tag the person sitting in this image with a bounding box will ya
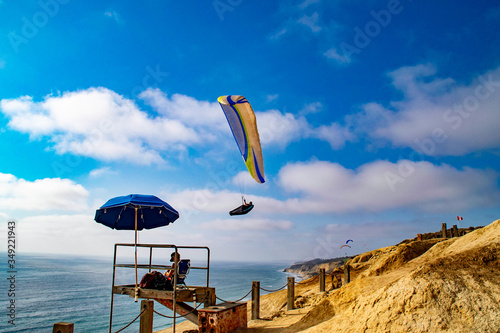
[164,251,180,280]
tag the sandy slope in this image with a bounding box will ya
[158,219,500,333]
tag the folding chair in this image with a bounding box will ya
[176,259,191,288]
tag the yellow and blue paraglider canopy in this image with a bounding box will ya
[218,95,265,184]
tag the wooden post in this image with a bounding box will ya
[251,281,260,320]
[344,264,350,284]
[140,300,154,333]
[453,225,458,238]
[319,268,325,292]
[53,322,74,333]
[442,223,447,239]
[417,233,422,241]
[287,277,295,311]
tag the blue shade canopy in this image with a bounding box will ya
[94,194,179,230]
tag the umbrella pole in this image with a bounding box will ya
[134,207,139,302]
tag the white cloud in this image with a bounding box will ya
[277,159,500,213]
[167,189,238,215]
[256,109,310,148]
[299,101,323,115]
[231,171,261,188]
[139,88,226,132]
[16,213,122,256]
[0,87,358,168]
[200,218,293,231]
[352,64,500,156]
[0,173,89,211]
[265,94,279,103]
[166,159,500,216]
[0,87,202,165]
[312,122,354,149]
[89,166,115,178]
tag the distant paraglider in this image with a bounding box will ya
[218,95,264,216]
[340,245,351,249]
[346,239,353,244]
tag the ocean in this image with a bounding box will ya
[1,254,295,333]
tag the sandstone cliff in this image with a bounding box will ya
[161,219,500,333]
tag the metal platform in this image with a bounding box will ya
[109,243,212,333]
[113,284,215,305]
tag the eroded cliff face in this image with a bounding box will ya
[161,220,500,333]
[258,219,500,333]
[283,258,346,279]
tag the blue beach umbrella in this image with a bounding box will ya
[95,194,180,300]
[95,194,179,230]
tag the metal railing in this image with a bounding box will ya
[109,243,210,333]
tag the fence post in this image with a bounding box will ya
[319,268,325,292]
[139,300,154,333]
[251,281,260,320]
[344,264,350,284]
[417,233,422,241]
[442,223,447,239]
[53,322,74,333]
[287,277,295,311]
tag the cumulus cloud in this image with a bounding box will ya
[0,87,355,166]
[166,159,499,216]
[0,87,204,165]
[351,64,500,156]
[0,173,89,211]
[200,218,293,231]
[312,122,355,149]
[139,88,226,132]
[277,159,500,213]
[299,101,323,115]
[256,110,311,148]
[165,188,285,221]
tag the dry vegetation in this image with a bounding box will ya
[160,219,500,333]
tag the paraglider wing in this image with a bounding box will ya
[218,95,265,184]
[340,245,351,249]
[346,239,353,244]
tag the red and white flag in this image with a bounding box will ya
[457,216,463,221]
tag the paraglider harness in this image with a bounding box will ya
[229,197,254,216]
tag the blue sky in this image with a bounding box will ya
[1,0,499,262]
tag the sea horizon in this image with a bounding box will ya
[1,253,297,333]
